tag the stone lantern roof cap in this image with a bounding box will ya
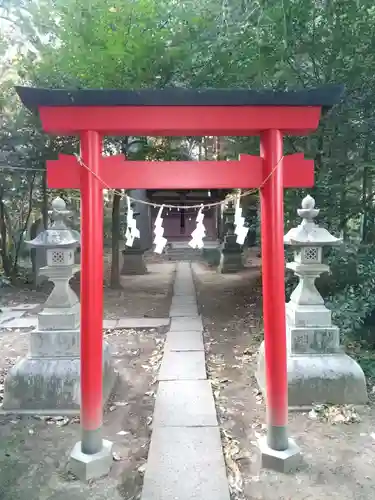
[25,197,80,248]
[284,195,341,247]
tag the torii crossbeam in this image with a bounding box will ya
[15,84,344,476]
[47,152,314,190]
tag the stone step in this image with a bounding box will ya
[141,427,230,500]
[166,248,204,262]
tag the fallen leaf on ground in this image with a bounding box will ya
[221,429,244,497]
[308,403,360,424]
[138,463,146,474]
[56,417,70,427]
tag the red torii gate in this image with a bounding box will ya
[16,85,343,467]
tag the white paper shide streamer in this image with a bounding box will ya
[125,196,140,247]
[234,195,249,245]
[153,205,168,254]
[189,205,206,249]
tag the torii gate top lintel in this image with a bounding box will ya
[16,84,344,137]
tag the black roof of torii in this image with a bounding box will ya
[15,84,344,111]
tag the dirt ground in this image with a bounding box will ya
[0,258,175,319]
[0,327,165,500]
[3,254,375,499]
[0,260,174,500]
[193,261,375,500]
[104,263,175,319]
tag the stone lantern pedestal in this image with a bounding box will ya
[2,197,116,414]
[121,209,147,275]
[256,195,367,407]
[219,204,244,273]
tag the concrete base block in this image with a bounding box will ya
[219,251,244,273]
[69,439,113,480]
[2,342,117,413]
[256,341,368,407]
[258,436,301,473]
[121,251,148,275]
[38,303,80,331]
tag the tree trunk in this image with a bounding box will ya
[12,174,36,277]
[110,191,122,288]
[41,170,48,229]
[0,188,12,277]
[361,137,374,243]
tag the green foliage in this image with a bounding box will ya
[325,245,375,341]
[356,353,375,382]
[2,0,375,340]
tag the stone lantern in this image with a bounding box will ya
[257,194,367,407]
[121,202,147,275]
[219,201,244,273]
[33,197,80,330]
[2,197,116,413]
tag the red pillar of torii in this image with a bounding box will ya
[16,85,343,466]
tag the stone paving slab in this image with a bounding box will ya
[11,304,39,311]
[1,316,38,328]
[0,317,169,330]
[169,305,199,317]
[171,296,196,305]
[103,319,118,329]
[153,380,218,427]
[173,282,194,288]
[173,289,196,297]
[0,311,25,325]
[141,426,230,500]
[170,317,203,332]
[116,318,170,329]
[165,330,204,352]
[158,350,206,381]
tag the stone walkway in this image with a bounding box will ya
[0,306,169,330]
[141,262,230,500]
